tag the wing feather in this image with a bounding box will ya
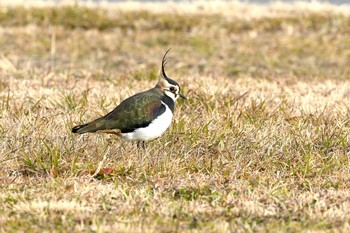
[74,89,165,134]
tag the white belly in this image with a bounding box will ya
[120,103,173,142]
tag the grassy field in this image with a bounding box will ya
[0,2,350,232]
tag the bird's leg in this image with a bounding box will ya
[136,141,146,150]
[136,141,146,164]
[144,141,152,169]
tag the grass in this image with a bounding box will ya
[0,2,350,232]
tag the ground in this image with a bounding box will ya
[0,2,350,232]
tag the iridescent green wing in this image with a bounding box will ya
[102,91,165,133]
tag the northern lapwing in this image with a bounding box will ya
[72,49,186,148]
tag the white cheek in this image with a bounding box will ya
[165,90,177,101]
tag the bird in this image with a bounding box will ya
[71,49,187,149]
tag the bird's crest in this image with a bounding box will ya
[158,48,179,89]
[161,48,171,80]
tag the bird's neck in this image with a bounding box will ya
[161,95,175,113]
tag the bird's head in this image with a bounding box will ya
[156,49,187,101]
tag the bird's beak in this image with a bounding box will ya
[179,93,187,100]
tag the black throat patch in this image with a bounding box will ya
[161,95,175,113]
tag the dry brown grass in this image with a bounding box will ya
[0,3,350,232]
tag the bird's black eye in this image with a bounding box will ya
[169,86,175,92]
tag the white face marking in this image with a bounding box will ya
[120,102,173,142]
[164,85,180,101]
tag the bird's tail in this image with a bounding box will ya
[72,118,107,134]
